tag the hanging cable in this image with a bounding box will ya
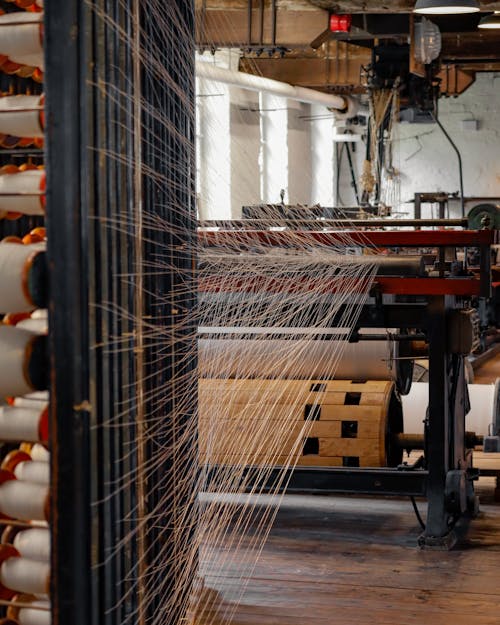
[410,496,426,530]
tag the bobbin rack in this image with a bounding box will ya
[199,215,500,549]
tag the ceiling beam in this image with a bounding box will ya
[196,4,329,48]
[441,31,500,60]
[239,48,372,90]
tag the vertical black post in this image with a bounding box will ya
[45,2,92,624]
[420,295,454,548]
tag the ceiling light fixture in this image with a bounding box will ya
[478,11,500,28]
[414,0,480,14]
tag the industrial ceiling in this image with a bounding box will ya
[196,0,500,96]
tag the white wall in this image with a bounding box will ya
[196,52,336,219]
[336,72,500,217]
[397,72,500,217]
[197,60,500,220]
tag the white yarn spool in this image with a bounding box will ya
[0,12,44,70]
[0,242,45,312]
[13,390,48,410]
[198,332,412,392]
[16,318,47,335]
[18,605,51,625]
[13,528,50,562]
[0,326,38,398]
[0,169,45,216]
[0,95,43,138]
[0,480,47,521]
[1,557,49,595]
[0,406,46,442]
[30,310,47,320]
[30,444,49,463]
[402,381,499,436]
[14,461,49,486]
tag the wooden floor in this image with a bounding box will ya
[196,351,500,624]
[198,487,500,625]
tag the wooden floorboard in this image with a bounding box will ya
[196,491,500,624]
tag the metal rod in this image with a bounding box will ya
[0,191,44,196]
[0,149,44,156]
[259,0,264,46]
[430,112,465,218]
[198,218,468,228]
[198,332,426,341]
[0,599,50,611]
[345,142,360,205]
[0,21,42,27]
[247,0,252,46]
[0,107,43,112]
[271,0,277,46]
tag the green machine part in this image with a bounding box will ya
[467,203,500,230]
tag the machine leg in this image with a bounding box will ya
[419,296,457,548]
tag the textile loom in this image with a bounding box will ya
[198,212,500,549]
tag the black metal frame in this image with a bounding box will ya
[45,3,92,625]
[46,1,197,624]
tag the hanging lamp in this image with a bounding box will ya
[414,0,480,14]
[478,11,500,28]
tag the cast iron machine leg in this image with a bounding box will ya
[419,296,476,549]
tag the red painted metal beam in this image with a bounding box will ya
[199,276,481,296]
[374,277,481,296]
[198,229,495,248]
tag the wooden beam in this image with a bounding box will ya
[196,1,329,48]
[437,66,476,95]
[441,32,500,60]
[239,45,371,89]
[307,0,500,12]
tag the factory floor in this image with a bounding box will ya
[196,351,500,625]
[198,485,500,625]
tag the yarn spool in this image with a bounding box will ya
[0,326,47,399]
[402,381,500,436]
[7,594,50,625]
[0,471,49,521]
[0,169,45,217]
[0,95,44,139]
[0,242,47,312]
[6,405,48,447]
[198,334,413,395]
[0,13,44,70]
[0,545,49,599]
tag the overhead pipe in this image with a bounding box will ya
[196,60,366,118]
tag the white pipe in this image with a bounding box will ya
[196,61,355,113]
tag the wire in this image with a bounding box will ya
[410,496,426,530]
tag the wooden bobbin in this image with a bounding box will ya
[199,379,403,468]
